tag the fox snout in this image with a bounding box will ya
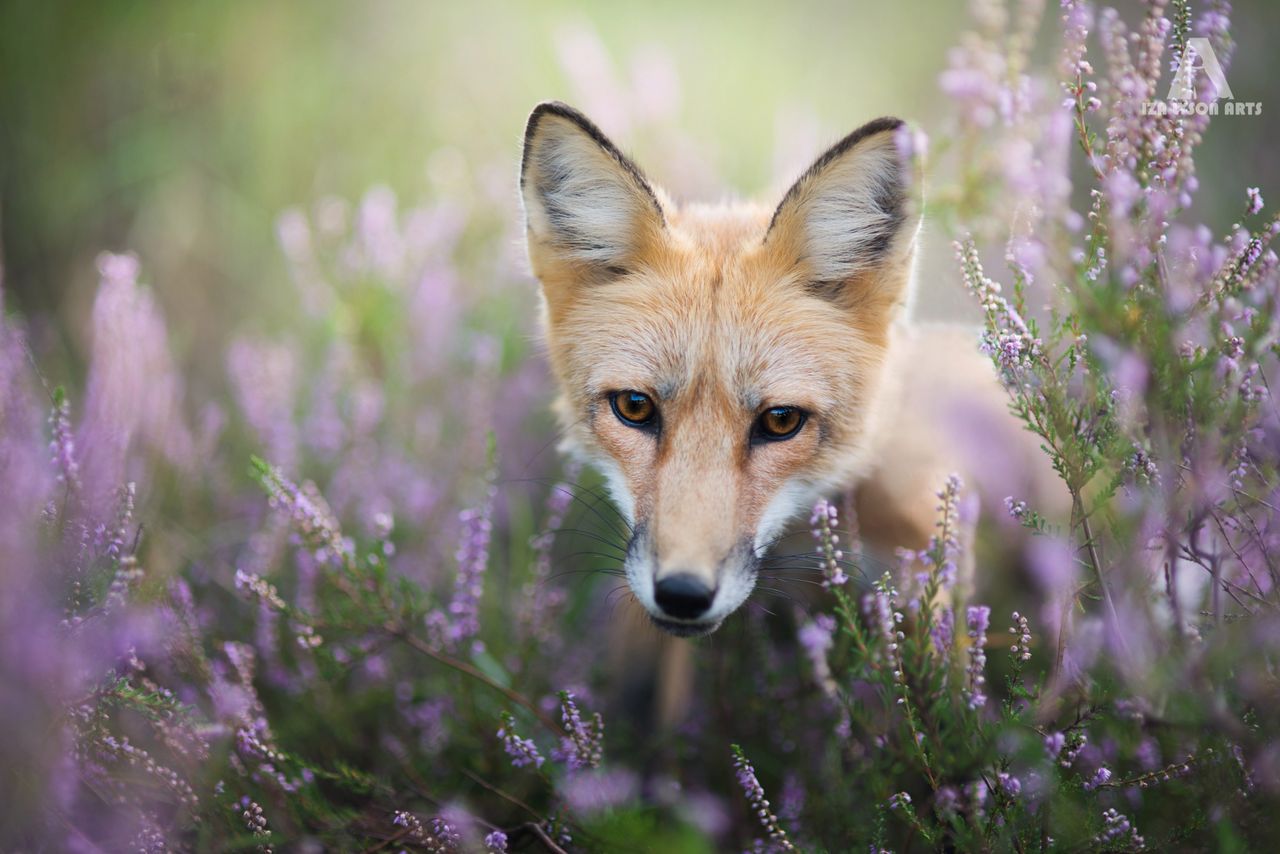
[625,524,760,636]
[653,575,713,620]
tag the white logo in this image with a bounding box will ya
[1167,38,1233,102]
[1142,37,1259,117]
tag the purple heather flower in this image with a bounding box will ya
[395,805,470,849]
[47,392,81,495]
[798,613,836,686]
[484,830,509,852]
[1095,808,1145,849]
[429,486,496,654]
[934,785,960,818]
[893,123,929,174]
[998,771,1022,798]
[1045,731,1066,760]
[1247,187,1265,216]
[731,745,795,851]
[809,499,848,587]
[558,691,604,770]
[1084,766,1113,791]
[964,605,991,709]
[1135,737,1162,772]
[1010,611,1032,662]
[497,712,544,769]
[519,467,582,646]
[237,799,272,851]
[957,242,1044,389]
[104,481,136,560]
[1004,495,1029,521]
[81,252,193,501]
[938,477,964,583]
[260,463,355,570]
[931,607,955,655]
[778,772,805,831]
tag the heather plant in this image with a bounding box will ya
[3,1,1280,851]
[791,0,1280,848]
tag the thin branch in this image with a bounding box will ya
[388,624,564,736]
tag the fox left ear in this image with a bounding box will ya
[520,101,667,283]
[766,117,921,308]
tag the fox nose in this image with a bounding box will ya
[653,574,715,620]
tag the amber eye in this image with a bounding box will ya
[756,406,806,441]
[610,390,657,427]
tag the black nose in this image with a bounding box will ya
[654,574,715,620]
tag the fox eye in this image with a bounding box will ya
[755,406,806,441]
[610,390,657,427]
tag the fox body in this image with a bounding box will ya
[520,101,1039,638]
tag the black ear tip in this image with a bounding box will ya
[519,102,660,220]
[838,116,906,151]
[521,101,611,184]
[524,101,596,143]
[869,116,906,131]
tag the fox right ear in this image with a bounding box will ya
[765,117,920,310]
[520,101,666,280]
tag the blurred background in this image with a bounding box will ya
[5,0,1273,398]
[3,2,1280,848]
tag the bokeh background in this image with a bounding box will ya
[4,2,1280,849]
[6,0,1276,393]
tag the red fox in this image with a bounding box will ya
[520,101,1050,639]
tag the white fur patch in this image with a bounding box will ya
[754,479,820,554]
[594,455,637,526]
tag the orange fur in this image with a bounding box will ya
[520,101,1053,638]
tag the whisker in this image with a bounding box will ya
[547,567,626,583]
[557,487,632,541]
[556,548,626,564]
[763,552,893,574]
[757,575,829,588]
[504,476,632,541]
[755,585,798,601]
[575,482,634,535]
[603,585,636,620]
[548,526,627,554]
[752,601,779,618]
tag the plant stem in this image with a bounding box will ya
[389,623,564,736]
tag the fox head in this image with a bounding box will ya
[520,101,921,636]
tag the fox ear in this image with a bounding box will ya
[766,117,920,306]
[520,101,666,279]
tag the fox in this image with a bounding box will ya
[519,100,1052,641]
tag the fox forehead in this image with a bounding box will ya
[548,202,881,418]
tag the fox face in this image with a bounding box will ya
[520,102,920,636]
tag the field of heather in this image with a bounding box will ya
[3,1,1280,851]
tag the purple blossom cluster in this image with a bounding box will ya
[496,712,544,769]
[557,690,604,771]
[238,798,273,853]
[518,469,580,646]
[1095,807,1146,850]
[428,485,496,654]
[391,809,463,851]
[809,499,848,587]
[48,390,81,494]
[964,605,991,710]
[731,745,795,852]
[1009,611,1032,663]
